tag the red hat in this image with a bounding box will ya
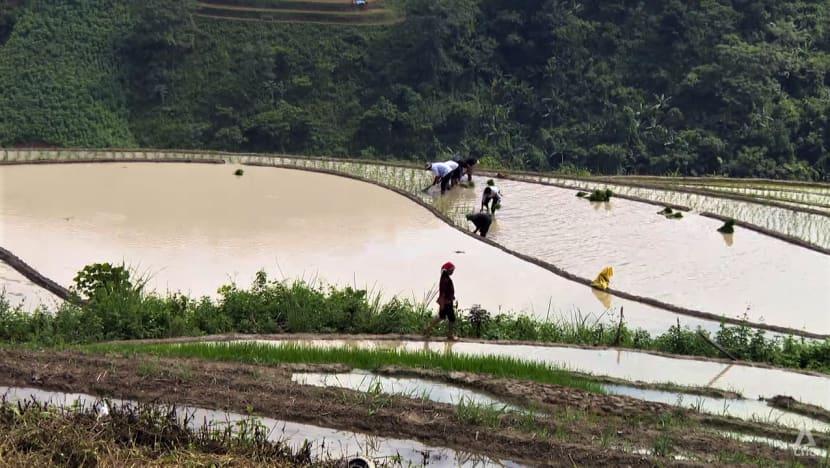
[441,262,455,271]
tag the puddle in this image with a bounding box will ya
[236,339,830,411]
[292,370,515,408]
[0,386,522,467]
[720,431,828,458]
[604,385,830,433]
[0,163,716,334]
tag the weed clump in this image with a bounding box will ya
[234,169,244,176]
[586,189,613,202]
[657,207,683,219]
[717,219,736,233]
[0,399,314,466]
[576,191,588,198]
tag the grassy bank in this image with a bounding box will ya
[0,399,318,466]
[2,263,829,373]
[87,341,605,393]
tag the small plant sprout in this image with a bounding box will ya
[234,168,244,176]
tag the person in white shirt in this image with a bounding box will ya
[426,161,456,194]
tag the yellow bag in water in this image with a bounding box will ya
[591,266,614,290]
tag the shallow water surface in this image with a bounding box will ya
[604,384,829,433]
[442,176,830,333]
[292,370,514,408]
[239,338,830,411]
[0,262,62,310]
[0,163,711,333]
[0,386,520,467]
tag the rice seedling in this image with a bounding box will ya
[455,398,511,428]
[84,341,606,393]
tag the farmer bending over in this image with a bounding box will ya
[481,180,502,213]
[426,161,456,194]
[443,159,461,188]
[424,262,456,340]
[466,212,493,237]
[455,156,479,183]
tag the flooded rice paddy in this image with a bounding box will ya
[1,163,715,333]
[439,175,830,333]
[2,157,829,334]
[604,384,829,433]
[292,370,514,408]
[0,386,517,467]
[239,338,830,411]
[524,175,830,249]
[291,368,826,432]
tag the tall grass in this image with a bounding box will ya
[3,264,830,374]
[0,399,317,466]
[86,341,605,393]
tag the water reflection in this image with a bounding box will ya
[443,175,830,334]
[591,289,613,310]
[239,339,830,410]
[0,386,521,467]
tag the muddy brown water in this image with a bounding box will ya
[442,175,830,334]
[1,163,715,333]
[0,386,520,467]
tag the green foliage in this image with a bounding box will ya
[72,263,133,301]
[0,0,135,147]
[586,189,613,202]
[1,266,829,373]
[88,341,606,393]
[1,0,827,179]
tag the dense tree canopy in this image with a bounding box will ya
[0,0,827,179]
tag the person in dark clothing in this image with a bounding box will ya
[481,183,502,214]
[451,156,479,185]
[424,262,456,340]
[466,212,493,237]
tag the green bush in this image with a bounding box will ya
[1,265,829,373]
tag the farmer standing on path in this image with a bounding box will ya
[424,262,456,340]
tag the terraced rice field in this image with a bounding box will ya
[195,0,400,26]
[2,149,829,464]
[2,149,828,336]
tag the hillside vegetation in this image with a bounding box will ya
[0,0,828,179]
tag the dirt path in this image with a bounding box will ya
[0,348,821,466]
